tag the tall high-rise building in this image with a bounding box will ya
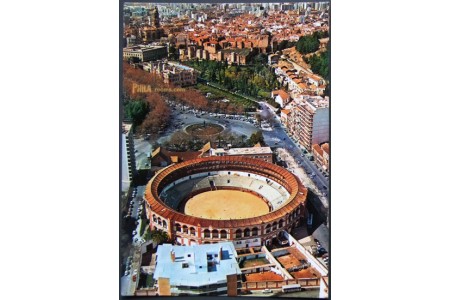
[295,96,329,150]
[121,122,136,192]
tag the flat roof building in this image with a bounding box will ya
[289,96,329,151]
[123,45,167,62]
[153,242,241,296]
[210,146,273,163]
[142,61,197,86]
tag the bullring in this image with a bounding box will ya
[144,156,308,248]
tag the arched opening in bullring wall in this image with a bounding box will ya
[144,156,308,246]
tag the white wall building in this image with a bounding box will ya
[121,122,136,192]
[153,242,241,296]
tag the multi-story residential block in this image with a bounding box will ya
[123,45,167,62]
[297,96,329,150]
[312,142,329,171]
[153,242,241,296]
[121,122,136,191]
[280,108,291,127]
[286,96,329,151]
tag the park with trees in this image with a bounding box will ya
[185,55,280,100]
[123,62,256,135]
[295,31,329,54]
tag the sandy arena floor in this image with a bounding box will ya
[184,190,269,220]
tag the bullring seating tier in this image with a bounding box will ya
[159,172,290,211]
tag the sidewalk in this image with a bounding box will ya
[276,148,328,209]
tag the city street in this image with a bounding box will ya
[133,138,152,169]
[258,102,329,195]
[139,99,329,198]
[121,184,148,296]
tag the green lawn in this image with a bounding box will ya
[194,83,257,110]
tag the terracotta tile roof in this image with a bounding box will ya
[281,109,290,115]
[273,89,290,101]
[151,147,202,165]
[312,144,323,156]
[321,143,330,155]
[199,142,211,154]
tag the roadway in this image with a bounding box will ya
[135,77,329,198]
[121,184,148,296]
[258,102,329,195]
[194,79,329,195]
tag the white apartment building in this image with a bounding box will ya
[121,122,136,191]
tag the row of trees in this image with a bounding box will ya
[186,59,280,98]
[124,61,250,133]
[123,62,170,134]
[162,130,265,152]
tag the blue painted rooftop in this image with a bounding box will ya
[153,242,241,287]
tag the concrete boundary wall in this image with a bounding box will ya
[261,246,293,280]
[283,231,328,276]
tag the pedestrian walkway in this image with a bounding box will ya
[276,148,328,209]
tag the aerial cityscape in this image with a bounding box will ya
[121,2,330,297]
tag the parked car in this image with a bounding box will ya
[262,289,273,294]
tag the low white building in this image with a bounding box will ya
[153,242,241,296]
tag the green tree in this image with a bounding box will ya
[248,130,264,146]
[308,49,330,81]
[146,229,170,245]
[124,100,150,128]
[296,35,320,54]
